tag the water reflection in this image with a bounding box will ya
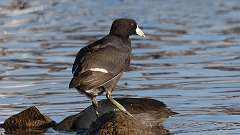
[0,0,240,134]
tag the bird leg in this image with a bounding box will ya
[91,96,100,118]
[106,91,133,117]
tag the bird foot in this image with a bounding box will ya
[113,108,133,117]
[95,110,101,118]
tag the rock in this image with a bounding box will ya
[1,106,56,129]
[86,111,170,135]
[55,98,177,132]
[53,113,81,131]
[1,98,176,135]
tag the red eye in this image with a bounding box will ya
[129,22,135,27]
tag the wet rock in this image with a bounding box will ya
[55,98,177,132]
[86,111,170,135]
[54,113,81,131]
[1,106,56,129]
[1,98,176,135]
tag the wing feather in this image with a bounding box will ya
[69,70,121,90]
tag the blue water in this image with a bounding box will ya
[1,0,240,134]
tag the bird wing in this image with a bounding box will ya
[72,37,116,74]
[70,38,130,90]
[69,70,122,90]
[71,45,91,74]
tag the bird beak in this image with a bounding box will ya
[136,25,145,37]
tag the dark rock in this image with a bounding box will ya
[1,106,56,129]
[86,111,170,135]
[1,98,176,135]
[55,98,177,132]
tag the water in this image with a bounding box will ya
[0,0,240,134]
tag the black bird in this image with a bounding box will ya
[69,18,145,117]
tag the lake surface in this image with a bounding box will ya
[1,0,240,134]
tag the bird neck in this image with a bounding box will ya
[109,29,130,39]
[108,34,130,45]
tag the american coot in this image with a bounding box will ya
[69,18,145,117]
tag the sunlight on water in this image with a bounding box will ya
[0,0,240,134]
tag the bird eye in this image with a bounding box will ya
[129,22,135,27]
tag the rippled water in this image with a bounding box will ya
[1,0,240,134]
